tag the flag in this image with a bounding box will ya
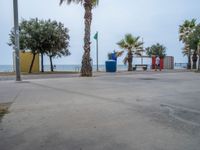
[94,32,98,40]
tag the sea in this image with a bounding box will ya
[0,58,153,72]
[0,63,187,72]
[0,64,129,72]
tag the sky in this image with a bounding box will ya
[0,0,200,65]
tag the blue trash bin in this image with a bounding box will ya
[105,60,117,72]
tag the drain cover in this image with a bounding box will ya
[15,81,30,83]
[139,78,157,80]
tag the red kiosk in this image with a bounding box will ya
[152,56,164,70]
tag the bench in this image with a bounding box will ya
[133,64,148,71]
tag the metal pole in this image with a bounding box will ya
[141,38,144,65]
[198,44,200,71]
[96,34,99,72]
[13,0,21,81]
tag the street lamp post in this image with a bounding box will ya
[198,42,200,71]
[13,0,21,81]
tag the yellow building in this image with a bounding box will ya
[20,51,40,73]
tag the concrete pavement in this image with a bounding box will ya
[0,71,200,150]
[0,72,80,81]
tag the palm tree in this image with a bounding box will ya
[146,43,166,58]
[187,24,200,69]
[60,0,99,77]
[179,19,196,69]
[117,34,143,71]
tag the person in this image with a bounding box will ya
[155,56,161,71]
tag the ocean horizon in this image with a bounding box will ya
[0,64,130,72]
[0,63,187,72]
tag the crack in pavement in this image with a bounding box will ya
[160,104,200,127]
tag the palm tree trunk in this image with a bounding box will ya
[188,55,191,69]
[49,56,54,72]
[81,0,93,77]
[188,49,191,69]
[128,50,133,71]
[192,51,197,69]
[198,54,200,71]
[29,53,36,73]
[41,53,44,72]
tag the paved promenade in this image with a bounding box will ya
[0,71,200,150]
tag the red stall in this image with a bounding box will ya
[152,56,164,70]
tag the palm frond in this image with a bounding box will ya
[60,0,82,5]
[123,56,128,65]
[125,34,134,45]
[134,52,142,56]
[115,51,124,57]
[179,19,197,43]
[117,40,127,49]
[92,0,99,6]
[60,0,98,6]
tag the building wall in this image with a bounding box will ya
[151,56,174,70]
[20,52,40,73]
[164,56,174,69]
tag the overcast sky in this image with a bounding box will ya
[0,0,200,65]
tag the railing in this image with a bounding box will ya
[74,66,80,72]
[174,63,187,69]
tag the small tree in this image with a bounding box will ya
[8,18,70,73]
[42,20,70,72]
[117,34,143,71]
[9,18,42,73]
[146,43,166,58]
